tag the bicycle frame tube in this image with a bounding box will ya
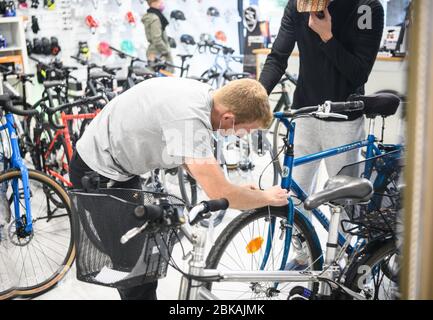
[267,117,383,262]
[3,114,33,233]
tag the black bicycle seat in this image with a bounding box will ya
[348,93,400,118]
[103,66,122,74]
[131,67,156,78]
[89,71,113,80]
[304,176,373,210]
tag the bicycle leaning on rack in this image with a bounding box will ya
[68,93,402,300]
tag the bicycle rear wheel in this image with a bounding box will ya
[343,239,398,300]
[206,206,322,300]
[0,169,75,299]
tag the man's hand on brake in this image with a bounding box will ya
[263,186,289,207]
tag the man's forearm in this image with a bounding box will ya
[219,184,270,211]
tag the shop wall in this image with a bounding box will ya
[18,0,244,90]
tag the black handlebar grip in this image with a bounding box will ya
[0,96,39,117]
[329,101,364,113]
[204,199,229,212]
[134,205,164,221]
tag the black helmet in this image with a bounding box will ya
[207,7,220,17]
[180,34,196,46]
[170,10,186,21]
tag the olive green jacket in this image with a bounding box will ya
[142,12,172,62]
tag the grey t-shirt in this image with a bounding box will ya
[77,77,214,181]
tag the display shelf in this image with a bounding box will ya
[0,16,29,73]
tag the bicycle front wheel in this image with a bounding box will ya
[206,206,322,300]
[0,169,75,299]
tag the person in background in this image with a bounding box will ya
[259,0,384,269]
[142,0,174,72]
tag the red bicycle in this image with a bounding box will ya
[31,95,104,188]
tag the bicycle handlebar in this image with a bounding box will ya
[46,95,105,130]
[0,95,40,117]
[45,95,104,115]
[327,101,365,113]
[279,100,365,119]
[198,40,235,55]
[133,199,229,224]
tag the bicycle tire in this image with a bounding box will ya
[205,206,322,299]
[0,169,75,300]
[343,239,398,300]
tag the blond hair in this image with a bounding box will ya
[214,79,272,128]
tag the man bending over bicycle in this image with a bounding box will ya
[69,77,289,300]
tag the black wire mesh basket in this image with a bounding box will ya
[69,188,185,289]
[337,148,404,240]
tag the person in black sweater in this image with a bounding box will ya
[259,0,384,269]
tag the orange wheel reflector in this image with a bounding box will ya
[246,237,264,254]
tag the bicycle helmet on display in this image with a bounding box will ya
[170,10,186,21]
[18,0,28,9]
[215,31,227,43]
[31,0,39,8]
[180,34,195,46]
[120,39,135,55]
[33,38,42,54]
[50,36,61,56]
[207,7,220,18]
[126,11,136,27]
[44,0,55,10]
[98,41,112,57]
[200,33,213,43]
[41,37,51,55]
[77,41,90,60]
[4,1,16,17]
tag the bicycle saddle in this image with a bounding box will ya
[304,176,373,211]
[43,80,65,89]
[348,93,400,118]
[89,71,113,80]
[131,67,156,78]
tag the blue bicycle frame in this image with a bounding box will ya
[0,113,33,233]
[261,113,403,271]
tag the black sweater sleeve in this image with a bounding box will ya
[319,2,384,88]
[259,1,297,95]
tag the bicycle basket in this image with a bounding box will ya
[69,188,185,289]
[337,149,404,240]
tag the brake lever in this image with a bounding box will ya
[313,112,349,120]
[121,222,149,244]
